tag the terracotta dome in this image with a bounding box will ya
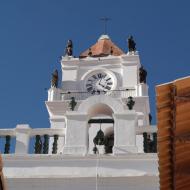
[80,35,124,58]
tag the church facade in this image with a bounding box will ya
[1,34,158,190]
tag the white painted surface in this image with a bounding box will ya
[48,87,62,101]
[136,135,144,153]
[15,124,31,154]
[2,154,159,190]
[0,35,158,189]
[2,154,158,178]
[6,177,159,190]
[113,112,137,154]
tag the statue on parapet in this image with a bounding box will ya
[65,39,73,56]
[128,35,136,52]
[88,48,92,57]
[51,69,58,88]
[139,66,147,84]
[69,97,77,111]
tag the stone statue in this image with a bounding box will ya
[51,69,58,88]
[88,48,92,56]
[110,46,113,55]
[139,66,147,83]
[128,35,136,52]
[65,39,73,56]
[69,97,77,111]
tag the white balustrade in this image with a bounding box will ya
[0,125,157,154]
[0,125,65,154]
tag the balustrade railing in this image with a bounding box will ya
[0,125,157,154]
[52,134,59,154]
[32,134,60,154]
[61,88,136,100]
[143,132,157,153]
[0,130,15,154]
[4,135,11,154]
[0,126,65,154]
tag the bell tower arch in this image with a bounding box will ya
[64,95,138,155]
[87,103,114,154]
[78,95,125,114]
[46,34,150,155]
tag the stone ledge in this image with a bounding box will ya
[2,153,158,161]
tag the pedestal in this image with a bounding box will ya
[48,87,62,101]
[63,112,88,155]
[15,124,30,154]
[113,111,138,154]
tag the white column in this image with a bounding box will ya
[48,87,62,101]
[15,124,31,154]
[63,112,88,155]
[113,111,138,154]
[137,83,149,96]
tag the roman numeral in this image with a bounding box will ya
[106,78,111,81]
[107,82,113,85]
[87,87,93,91]
[91,90,96,94]
[97,73,102,78]
[105,86,111,90]
[92,75,97,79]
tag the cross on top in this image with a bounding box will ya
[100,17,111,34]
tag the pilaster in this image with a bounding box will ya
[48,87,62,101]
[113,111,138,154]
[15,124,31,154]
[63,112,89,155]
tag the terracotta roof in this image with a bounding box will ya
[80,35,125,58]
[156,76,190,190]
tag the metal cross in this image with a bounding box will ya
[100,17,111,34]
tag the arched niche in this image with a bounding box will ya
[87,103,115,154]
[78,95,125,115]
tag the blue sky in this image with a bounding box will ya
[0,0,189,128]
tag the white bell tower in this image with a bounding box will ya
[46,34,151,155]
[1,34,158,190]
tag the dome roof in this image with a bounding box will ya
[80,35,124,58]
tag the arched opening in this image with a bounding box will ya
[88,103,113,118]
[87,103,114,154]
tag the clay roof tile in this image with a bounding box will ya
[80,35,124,58]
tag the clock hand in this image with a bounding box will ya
[99,78,107,87]
[98,79,105,87]
[99,83,105,88]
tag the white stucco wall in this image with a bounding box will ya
[3,154,159,190]
[6,177,159,190]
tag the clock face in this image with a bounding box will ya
[85,71,115,94]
